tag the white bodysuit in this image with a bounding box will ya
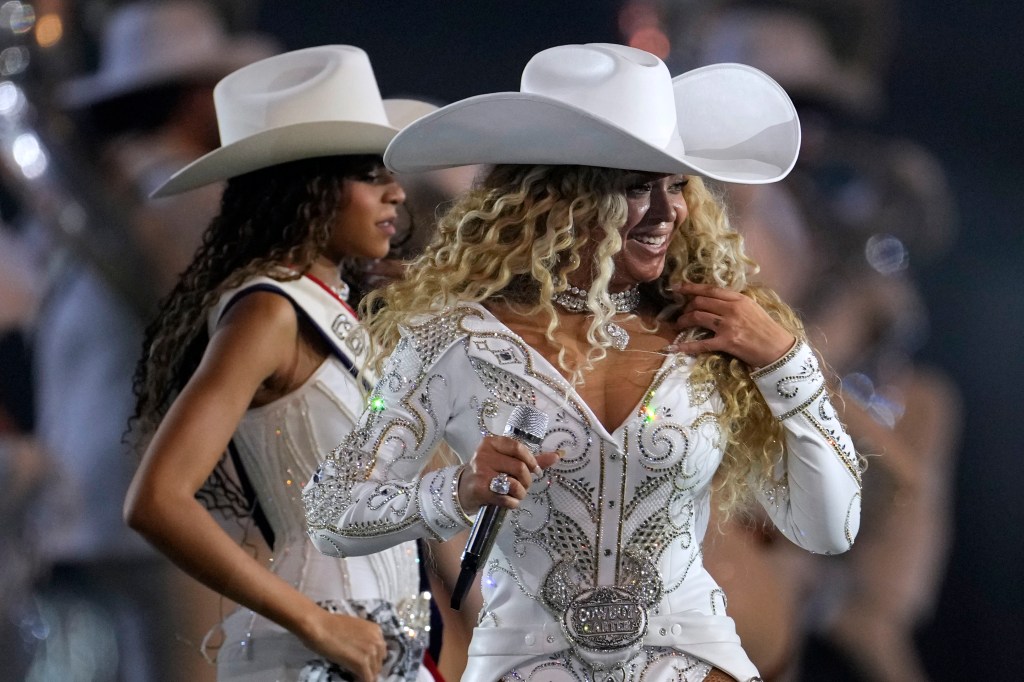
[304,303,861,682]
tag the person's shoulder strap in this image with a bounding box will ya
[212,274,375,391]
[278,275,376,390]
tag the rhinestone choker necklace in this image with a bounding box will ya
[552,284,640,313]
[552,285,640,350]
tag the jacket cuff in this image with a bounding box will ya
[418,464,475,540]
[751,339,826,420]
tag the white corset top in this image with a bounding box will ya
[218,277,421,607]
[233,359,417,604]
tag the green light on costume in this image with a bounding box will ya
[641,405,657,423]
[369,396,386,412]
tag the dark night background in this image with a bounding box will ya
[253,1,1024,678]
[24,0,1020,678]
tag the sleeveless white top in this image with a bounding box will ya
[209,274,431,682]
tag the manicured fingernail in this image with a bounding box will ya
[555,449,566,459]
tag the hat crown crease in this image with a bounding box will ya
[215,46,389,146]
[521,43,677,150]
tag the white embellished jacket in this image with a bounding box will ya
[304,304,861,681]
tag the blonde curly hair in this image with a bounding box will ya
[363,164,805,513]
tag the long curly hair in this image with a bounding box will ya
[131,154,382,513]
[363,164,804,513]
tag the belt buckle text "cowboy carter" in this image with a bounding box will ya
[562,586,647,668]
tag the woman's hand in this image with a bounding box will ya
[457,435,561,514]
[300,609,388,682]
[668,282,795,369]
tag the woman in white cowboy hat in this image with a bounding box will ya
[125,45,437,682]
[303,43,862,682]
[60,1,280,290]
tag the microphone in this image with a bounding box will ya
[450,404,549,610]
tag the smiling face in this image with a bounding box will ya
[325,165,406,261]
[606,172,689,290]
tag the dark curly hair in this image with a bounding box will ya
[130,154,382,516]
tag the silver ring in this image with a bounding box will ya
[489,472,511,496]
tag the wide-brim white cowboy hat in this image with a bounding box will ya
[59,0,277,109]
[152,46,437,198]
[384,43,801,185]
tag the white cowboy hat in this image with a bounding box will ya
[384,43,801,184]
[58,0,277,108]
[151,46,437,197]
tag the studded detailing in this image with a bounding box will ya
[303,303,861,679]
[552,285,640,351]
[552,284,641,314]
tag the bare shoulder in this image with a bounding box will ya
[202,289,301,381]
[215,289,298,342]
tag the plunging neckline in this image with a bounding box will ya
[469,303,677,441]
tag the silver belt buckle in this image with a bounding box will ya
[562,586,647,669]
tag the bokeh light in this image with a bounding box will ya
[0,46,29,76]
[11,130,48,178]
[865,233,910,274]
[0,79,26,118]
[1,1,34,33]
[34,12,60,47]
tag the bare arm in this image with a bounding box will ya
[424,533,478,682]
[124,292,386,682]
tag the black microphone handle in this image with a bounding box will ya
[450,505,506,610]
[450,405,548,610]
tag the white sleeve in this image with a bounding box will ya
[303,330,475,558]
[751,340,862,554]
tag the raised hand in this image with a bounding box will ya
[668,282,795,369]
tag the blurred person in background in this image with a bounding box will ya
[669,2,963,680]
[697,180,821,682]
[0,182,48,680]
[24,1,274,680]
[124,45,436,682]
[0,184,40,438]
[785,110,961,682]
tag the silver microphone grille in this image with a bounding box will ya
[504,405,549,450]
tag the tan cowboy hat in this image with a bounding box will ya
[151,46,437,197]
[384,43,801,185]
[58,0,277,109]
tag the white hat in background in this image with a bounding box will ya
[152,45,437,197]
[384,43,801,185]
[58,0,277,108]
[693,8,882,117]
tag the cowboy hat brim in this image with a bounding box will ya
[385,63,800,184]
[151,97,437,197]
[151,120,398,197]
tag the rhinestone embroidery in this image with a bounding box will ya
[302,304,859,676]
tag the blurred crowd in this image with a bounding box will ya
[0,1,961,681]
